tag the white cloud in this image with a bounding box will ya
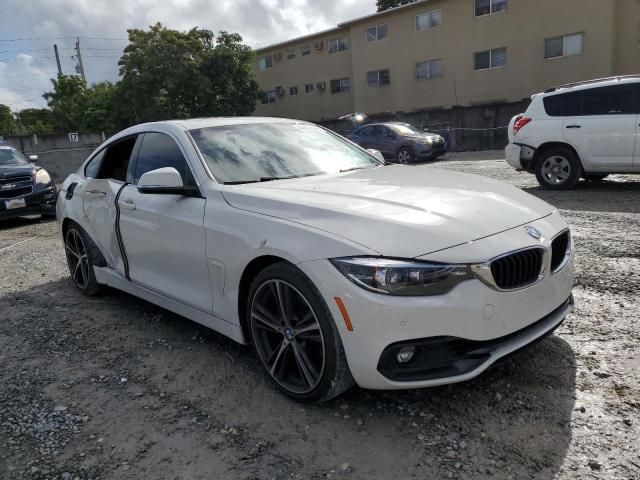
[0,0,374,111]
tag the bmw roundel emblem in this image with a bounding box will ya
[524,226,542,240]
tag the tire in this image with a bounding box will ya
[64,222,102,296]
[583,174,609,182]
[535,147,582,190]
[247,262,354,403]
[396,147,414,164]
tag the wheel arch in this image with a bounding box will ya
[533,142,583,169]
[61,218,107,267]
[237,255,293,343]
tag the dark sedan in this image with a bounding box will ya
[348,122,446,164]
[0,142,57,221]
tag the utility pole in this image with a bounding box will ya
[53,44,63,76]
[75,37,86,82]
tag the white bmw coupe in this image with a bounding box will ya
[57,118,574,402]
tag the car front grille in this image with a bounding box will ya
[0,175,34,199]
[550,231,571,273]
[490,247,545,290]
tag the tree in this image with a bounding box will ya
[84,82,117,132]
[114,23,260,125]
[0,104,19,137]
[43,75,89,132]
[16,108,55,135]
[376,0,417,11]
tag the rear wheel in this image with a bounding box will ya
[583,173,609,182]
[535,147,582,190]
[64,223,102,296]
[397,147,414,164]
[247,263,354,403]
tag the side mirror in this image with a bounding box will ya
[28,154,39,162]
[366,149,385,162]
[138,167,197,195]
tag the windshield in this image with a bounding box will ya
[189,122,382,184]
[389,124,422,135]
[0,146,29,166]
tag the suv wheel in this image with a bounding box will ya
[247,263,354,403]
[535,147,582,190]
[397,147,413,164]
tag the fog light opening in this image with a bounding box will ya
[397,346,416,364]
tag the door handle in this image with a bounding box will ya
[84,190,106,198]
[566,125,582,129]
[119,199,136,211]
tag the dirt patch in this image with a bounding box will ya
[1,156,639,479]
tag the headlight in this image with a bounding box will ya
[36,169,52,185]
[330,257,473,296]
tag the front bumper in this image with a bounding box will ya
[297,213,574,390]
[0,185,58,220]
[417,142,447,158]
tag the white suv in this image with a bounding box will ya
[505,76,640,189]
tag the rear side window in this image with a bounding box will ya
[85,150,105,178]
[543,91,582,117]
[134,132,194,185]
[582,85,635,116]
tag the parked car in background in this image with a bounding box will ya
[57,117,573,402]
[0,141,57,221]
[506,76,640,189]
[348,122,446,163]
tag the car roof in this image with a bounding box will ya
[543,75,640,95]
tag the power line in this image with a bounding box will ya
[0,36,127,42]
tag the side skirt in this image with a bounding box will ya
[94,266,246,344]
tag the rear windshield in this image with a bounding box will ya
[0,146,29,166]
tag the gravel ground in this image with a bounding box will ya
[1,154,639,480]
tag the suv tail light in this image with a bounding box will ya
[513,115,532,136]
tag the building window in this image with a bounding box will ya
[286,49,296,60]
[289,86,298,96]
[301,45,311,56]
[475,0,507,17]
[304,83,314,94]
[330,77,350,94]
[416,59,443,80]
[367,69,391,87]
[328,37,349,54]
[261,90,277,104]
[257,55,273,71]
[544,33,583,59]
[415,10,442,31]
[366,24,388,42]
[474,47,507,70]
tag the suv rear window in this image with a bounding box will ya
[543,91,582,117]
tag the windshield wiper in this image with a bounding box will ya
[339,166,370,173]
[224,171,324,185]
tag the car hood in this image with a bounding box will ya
[221,165,555,258]
[0,164,36,176]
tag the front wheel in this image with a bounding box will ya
[64,223,102,296]
[247,263,354,403]
[535,147,582,190]
[397,147,414,164]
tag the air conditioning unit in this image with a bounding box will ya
[275,86,285,97]
[314,41,323,51]
[316,81,326,91]
[273,52,282,61]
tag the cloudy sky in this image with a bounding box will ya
[0,0,374,111]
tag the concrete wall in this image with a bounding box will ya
[252,0,638,122]
[3,133,104,183]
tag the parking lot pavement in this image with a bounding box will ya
[1,155,638,480]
